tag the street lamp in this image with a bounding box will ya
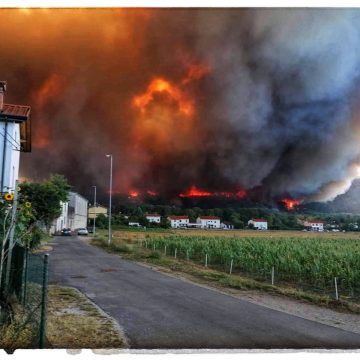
[92,185,97,236]
[106,154,113,245]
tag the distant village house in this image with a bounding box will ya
[248,219,268,230]
[196,216,221,229]
[221,221,234,230]
[145,213,161,223]
[168,215,189,228]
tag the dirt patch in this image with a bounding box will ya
[46,286,128,348]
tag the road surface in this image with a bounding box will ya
[48,236,360,349]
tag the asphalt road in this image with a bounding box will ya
[48,236,360,349]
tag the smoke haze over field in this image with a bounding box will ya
[2,8,360,203]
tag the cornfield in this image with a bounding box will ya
[145,235,360,298]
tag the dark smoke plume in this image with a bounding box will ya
[1,8,360,203]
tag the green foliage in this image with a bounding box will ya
[96,213,108,229]
[20,174,71,229]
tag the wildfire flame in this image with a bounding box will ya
[282,198,302,210]
[129,190,139,198]
[179,186,247,199]
[132,77,193,116]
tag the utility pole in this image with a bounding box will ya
[92,185,96,236]
[4,179,19,294]
[106,155,113,245]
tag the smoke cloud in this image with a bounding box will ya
[1,8,360,203]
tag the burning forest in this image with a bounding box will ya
[3,9,360,206]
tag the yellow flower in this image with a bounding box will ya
[4,192,14,201]
[25,202,32,208]
[17,186,21,192]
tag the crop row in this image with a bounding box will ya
[144,235,360,294]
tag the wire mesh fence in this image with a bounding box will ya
[0,242,49,349]
[142,237,360,304]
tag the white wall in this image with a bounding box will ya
[197,218,221,229]
[51,201,69,233]
[146,216,161,223]
[68,192,88,230]
[169,218,189,228]
[0,121,20,193]
[248,220,268,230]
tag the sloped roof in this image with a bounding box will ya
[199,216,220,220]
[0,104,31,122]
[168,215,189,220]
[251,218,267,222]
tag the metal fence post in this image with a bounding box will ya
[205,253,208,267]
[334,277,339,300]
[186,249,189,261]
[229,259,233,275]
[164,245,167,256]
[21,246,29,306]
[39,254,49,349]
[4,180,19,295]
[271,266,275,285]
[174,248,177,259]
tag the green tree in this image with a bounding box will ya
[96,213,108,229]
[20,174,71,232]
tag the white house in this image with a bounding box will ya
[304,220,324,232]
[168,215,189,228]
[128,221,141,227]
[145,213,161,223]
[248,219,268,230]
[68,192,88,230]
[51,201,69,233]
[221,221,234,230]
[0,81,31,195]
[197,216,221,229]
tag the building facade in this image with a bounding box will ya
[0,81,31,195]
[68,192,88,230]
[88,205,108,219]
[51,201,69,233]
[197,216,221,229]
[221,221,234,230]
[145,214,161,223]
[168,215,189,228]
[248,219,268,230]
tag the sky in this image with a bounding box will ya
[2,8,360,205]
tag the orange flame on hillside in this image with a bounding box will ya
[129,190,140,198]
[179,186,247,199]
[282,198,302,210]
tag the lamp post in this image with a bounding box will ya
[92,185,96,236]
[106,155,113,245]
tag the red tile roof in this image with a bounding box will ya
[199,216,220,220]
[168,215,189,220]
[251,219,267,222]
[0,104,30,122]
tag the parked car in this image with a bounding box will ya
[61,228,72,236]
[77,228,89,236]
